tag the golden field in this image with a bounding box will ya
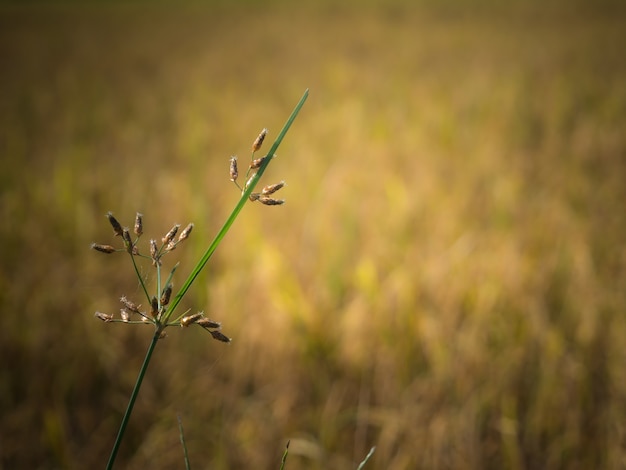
[1,1,625,468]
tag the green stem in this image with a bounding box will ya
[129,252,150,301]
[105,329,161,470]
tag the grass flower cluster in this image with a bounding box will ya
[229,127,288,206]
[92,212,230,343]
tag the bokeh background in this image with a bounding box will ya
[1,0,625,468]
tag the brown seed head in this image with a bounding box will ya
[134,213,143,236]
[150,296,159,318]
[262,181,286,196]
[107,212,124,237]
[91,243,116,254]
[161,284,172,306]
[229,156,239,182]
[120,309,130,322]
[249,192,261,202]
[150,239,159,265]
[259,197,285,206]
[197,318,222,329]
[181,313,203,327]
[249,155,267,170]
[252,128,268,152]
[122,228,133,253]
[210,330,231,343]
[95,311,114,322]
[120,296,141,314]
[162,224,180,245]
[179,223,194,242]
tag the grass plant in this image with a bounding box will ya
[92,91,307,468]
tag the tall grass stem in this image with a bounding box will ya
[105,330,160,470]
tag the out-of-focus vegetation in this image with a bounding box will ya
[1,1,625,468]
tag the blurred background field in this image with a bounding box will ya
[1,1,625,468]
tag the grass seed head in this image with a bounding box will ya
[120,309,130,322]
[249,192,261,202]
[262,181,286,195]
[229,156,239,182]
[179,223,193,242]
[259,197,285,206]
[197,318,221,329]
[250,155,267,169]
[120,296,141,314]
[181,313,203,327]
[150,239,159,265]
[150,296,159,318]
[134,212,143,236]
[91,243,116,254]
[95,311,114,322]
[122,228,133,253]
[209,330,231,343]
[162,224,180,245]
[160,284,172,306]
[107,212,124,237]
[252,128,268,152]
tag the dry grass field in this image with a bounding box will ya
[1,1,625,468]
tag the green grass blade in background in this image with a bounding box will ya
[178,415,191,470]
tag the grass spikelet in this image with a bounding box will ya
[252,127,268,152]
[229,156,239,182]
[261,181,285,195]
[107,212,123,237]
[134,212,143,236]
[258,196,285,206]
[91,243,116,254]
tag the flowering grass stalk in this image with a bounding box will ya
[93,89,308,469]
